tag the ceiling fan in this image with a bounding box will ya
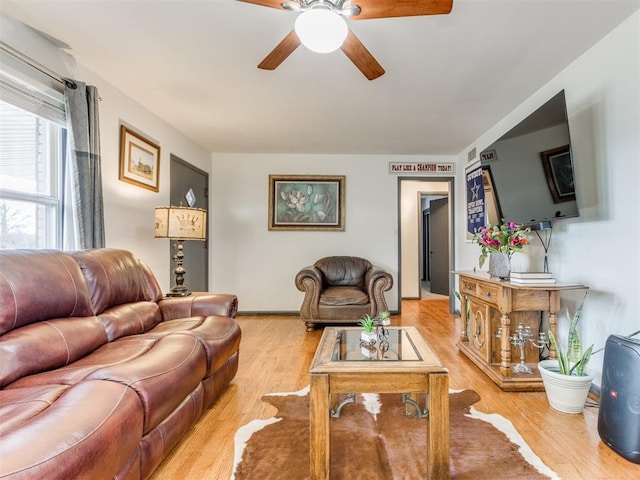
[238,0,453,80]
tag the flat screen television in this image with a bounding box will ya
[479,90,579,230]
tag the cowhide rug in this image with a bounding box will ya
[232,387,559,479]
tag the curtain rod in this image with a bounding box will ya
[0,41,77,89]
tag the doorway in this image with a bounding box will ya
[398,178,454,311]
[169,154,209,292]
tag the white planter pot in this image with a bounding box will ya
[360,331,377,345]
[538,359,594,414]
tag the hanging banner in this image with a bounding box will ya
[388,162,455,175]
[466,165,485,235]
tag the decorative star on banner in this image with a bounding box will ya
[471,180,481,201]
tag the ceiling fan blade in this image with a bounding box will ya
[352,0,453,20]
[236,0,286,10]
[258,31,301,70]
[340,30,385,80]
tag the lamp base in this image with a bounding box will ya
[165,286,192,297]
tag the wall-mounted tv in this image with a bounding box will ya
[479,90,579,230]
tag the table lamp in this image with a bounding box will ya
[154,205,206,297]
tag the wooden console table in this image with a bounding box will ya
[454,271,587,391]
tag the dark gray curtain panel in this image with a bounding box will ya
[64,80,105,248]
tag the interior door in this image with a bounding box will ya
[429,197,449,296]
[423,211,430,281]
[169,155,208,292]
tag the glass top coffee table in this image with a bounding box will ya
[309,326,450,479]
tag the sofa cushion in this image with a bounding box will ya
[8,334,207,434]
[142,315,241,375]
[86,334,207,433]
[320,286,369,306]
[315,256,371,287]
[0,380,143,480]
[6,336,157,388]
[0,250,94,335]
[98,301,163,342]
[0,384,69,434]
[71,248,163,314]
[0,316,108,388]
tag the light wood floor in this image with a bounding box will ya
[150,299,639,480]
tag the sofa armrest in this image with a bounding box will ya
[365,267,394,313]
[295,266,323,320]
[159,293,238,320]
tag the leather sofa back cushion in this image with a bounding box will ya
[0,250,94,335]
[0,317,108,387]
[72,248,163,314]
[315,256,371,287]
[98,302,163,342]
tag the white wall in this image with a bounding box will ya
[456,12,640,388]
[210,153,399,312]
[210,154,456,313]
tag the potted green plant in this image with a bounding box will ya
[377,310,391,326]
[359,314,377,345]
[538,293,598,414]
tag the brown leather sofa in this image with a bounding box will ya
[295,256,393,331]
[0,248,241,480]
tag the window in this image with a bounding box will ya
[0,101,66,248]
[0,54,67,250]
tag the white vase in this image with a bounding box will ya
[488,252,511,279]
[538,359,595,414]
[360,331,377,345]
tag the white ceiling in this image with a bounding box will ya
[1,0,638,155]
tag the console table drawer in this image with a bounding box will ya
[477,282,500,305]
[460,278,478,296]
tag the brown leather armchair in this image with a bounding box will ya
[295,256,393,331]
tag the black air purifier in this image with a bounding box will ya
[597,334,640,464]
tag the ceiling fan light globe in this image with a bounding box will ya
[295,9,348,53]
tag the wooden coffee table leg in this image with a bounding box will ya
[427,373,450,479]
[310,373,330,480]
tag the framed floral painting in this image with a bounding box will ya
[119,125,160,192]
[268,175,345,231]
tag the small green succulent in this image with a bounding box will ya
[359,314,376,333]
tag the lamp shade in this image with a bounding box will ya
[295,9,348,54]
[154,206,206,240]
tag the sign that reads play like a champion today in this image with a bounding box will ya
[388,162,455,175]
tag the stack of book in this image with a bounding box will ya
[510,272,556,284]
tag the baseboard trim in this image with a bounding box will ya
[236,310,402,317]
[237,311,299,316]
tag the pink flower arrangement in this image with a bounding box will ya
[473,221,530,268]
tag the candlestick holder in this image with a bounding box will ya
[496,322,548,374]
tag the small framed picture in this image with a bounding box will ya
[119,125,160,192]
[268,175,345,231]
